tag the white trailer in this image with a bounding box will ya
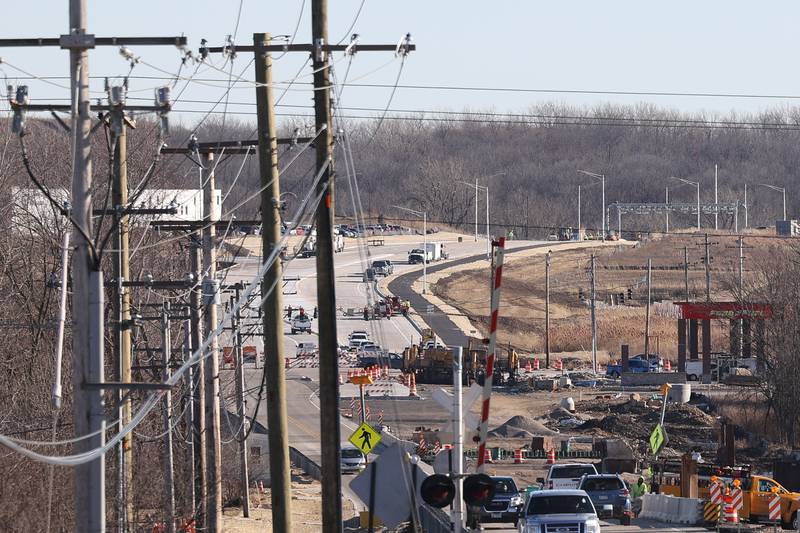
[421,242,446,261]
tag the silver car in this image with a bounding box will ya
[519,489,603,533]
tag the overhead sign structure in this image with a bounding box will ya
[649,424,668,455]
[349,421,382,455]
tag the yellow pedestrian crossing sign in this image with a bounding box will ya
[349,421,381,455]
[649,423,667,455]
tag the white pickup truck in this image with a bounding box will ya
[540,463,599,490]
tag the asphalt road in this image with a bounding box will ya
[387,241,549,347]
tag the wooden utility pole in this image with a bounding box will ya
[232,290,250,517]
[545,252,551,368]
[311,2,344,530]
[253,31,292,531]
[110,97,133,533]
[161,303,176,533]
[737,236,745,361]
[202,152,222,532]
[189,233,206,525]
[645,258,652,356]
[590,254,597,374]
[68,2,105,531]
[183,316,197,521]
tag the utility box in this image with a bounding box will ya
[776,220,800,236]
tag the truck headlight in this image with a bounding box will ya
[510,495,524,507]
[585,519,601,533]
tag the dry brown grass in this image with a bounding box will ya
[436,232,788,358]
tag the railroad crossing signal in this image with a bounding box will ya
[348,421,381,455]
[649,423,668,455]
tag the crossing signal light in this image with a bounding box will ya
[463,473,495,506]
[420,474,456,508]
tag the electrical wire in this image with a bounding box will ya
[0,162,329,461]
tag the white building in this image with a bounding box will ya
[11,187,222,232]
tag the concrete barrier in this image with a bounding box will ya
[640,493,702,525]
[289,446,322,481]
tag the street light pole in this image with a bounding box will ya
[758,183,787,222]
[474,178,478,242]
[485,185,490,258]
[665,187,669,234]
[393,205,428,293]
[578,185,581,234]
[577,170,606,241]
[669,176,700,231]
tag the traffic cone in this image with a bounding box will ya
[555,359,563,372]
[483,448,493,464]
[514,449,524,464]
[408,373,418,397]
[664,359,672,372]
[533,358,540,371]
[546,448,556,464]
[384,365,389,378]
[525,360,532,372]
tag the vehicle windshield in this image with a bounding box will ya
[581,477,624,491]
[527,495,595,516]
[341,448,363,459]
[295,315,310,322]
[493,479,518,494]
[551,466,596,479]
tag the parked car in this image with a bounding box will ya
[577,474,632,521]
[340,446,365,473]
[371,259,394,276]
[605,355,660,378]
[519,489,604,533]
[477,476,524,527]
[539,463,598,490]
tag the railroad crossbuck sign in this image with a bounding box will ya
[649,423,667,455]
[349,421,381,454]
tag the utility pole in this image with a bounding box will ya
[545,252,551,368]
[110,95,133,532]
[189,233,206,526]
[254,32,292,531]
[714,164,719,230]
[451,346,464,533]
[232,289,250,517]
[577,184,581,233]
[311,2,344,529]
[202,152,222,532]
[704,233,711,302]
[161,303,176,533]
[183,316,197,521]
[68,2,105,531]
[645,258,652,356]
[665,187,669,234]
[683,246,690,302]
[590,254,597,374]
[738,236,744,362]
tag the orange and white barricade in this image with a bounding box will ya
[514,449,524,464]
[546,449,556,464]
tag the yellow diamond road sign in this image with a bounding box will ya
[649,423,667,455]
[349,421,381,455]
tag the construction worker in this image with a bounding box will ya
[286,305,293,318]
[630,476,649,515]
[363,305,369,321]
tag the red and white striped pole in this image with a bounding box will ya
[477,237,506,473]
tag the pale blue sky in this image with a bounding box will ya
[3,1,800,127]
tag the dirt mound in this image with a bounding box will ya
[490,415,559,438]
